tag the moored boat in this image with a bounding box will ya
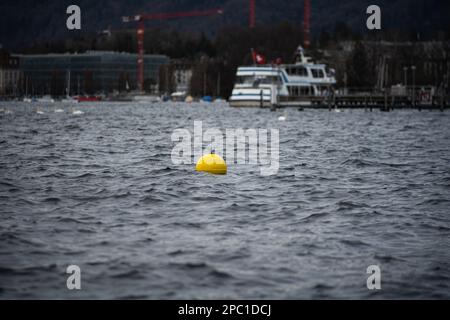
[37,95,55,103]
[229,46,336,108]
[76,95,102,102]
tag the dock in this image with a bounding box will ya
[277,93,449,111]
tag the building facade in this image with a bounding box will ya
[17,51,169,96]
[0,48,21,96]
[158,60,193,95]
[173,61,193,94]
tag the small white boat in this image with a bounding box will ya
[71,109,84,115]
[213,98,226,104]
[170,92,187,102]
[133,95,161,103]
[61,97,79,104]
[0,109,13,115]
[278,110,287,121]
[37,95,55,103]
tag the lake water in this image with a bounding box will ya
[0,102,449,299]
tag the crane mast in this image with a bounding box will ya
[304,0,311,48]
[122,9,224,92]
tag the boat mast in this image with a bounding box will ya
[66,70,71,97]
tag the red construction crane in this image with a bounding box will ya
[122,8,224,92]
[303,0,311,48]
[249,0,255,28]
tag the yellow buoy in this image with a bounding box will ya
[196,153,227,175]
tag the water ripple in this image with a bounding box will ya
[0,102,449,299]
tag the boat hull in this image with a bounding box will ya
[229,100,273,108]
[229,87,274,108]
[76,96,102,102]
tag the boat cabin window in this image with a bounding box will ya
[259,76,282,85]
[311,69,325,78]
[288,86,312,96]
[236,76,256,84]
[286,66,308,77]
[236,75,281,85]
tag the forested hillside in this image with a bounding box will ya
[1,0,449,51]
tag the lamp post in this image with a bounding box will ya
[411,65,416,107]
[403,67,408,87]
[403,66,408,98]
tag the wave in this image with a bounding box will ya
[42,197,61,203]
[168,262,234,280]
[340,157,409,168]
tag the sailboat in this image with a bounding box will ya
[22,76,35,102]
[37,95,55,103]
[61,70,78,103]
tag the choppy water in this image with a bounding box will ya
[0,101,449,299]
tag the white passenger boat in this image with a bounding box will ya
[229,46,336,108]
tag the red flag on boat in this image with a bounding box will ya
[251,49,266,65]
[255,53,266,64]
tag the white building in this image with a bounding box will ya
[172,61,193,94]
[0,48,21,96]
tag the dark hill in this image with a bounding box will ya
[1,0,449,51]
